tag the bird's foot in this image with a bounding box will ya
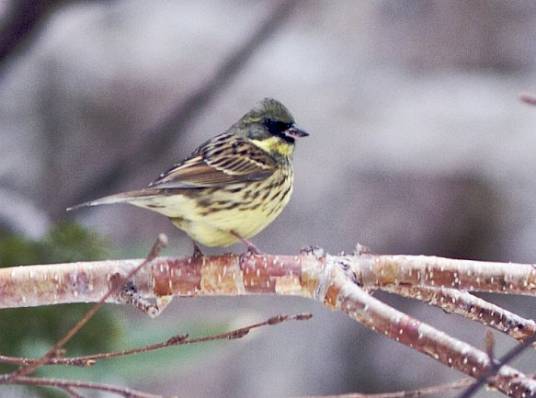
[354,242,374,256]
[300,245,325,258]
[245,242,262,256]
[231,231,262,255]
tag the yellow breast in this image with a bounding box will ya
[135,167,294,247]
[189,167,294,246]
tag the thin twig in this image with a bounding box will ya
[458,333,536,398]
[0,0,64,77]
[62,386,86,398]
[0,313,312,367]
[2,234,167,381]
[4,250,536,397]
[303,378,473,397]
[520,92,536,106]
[10,376,163,398]
[485,331,495,361]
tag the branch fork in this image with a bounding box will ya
[3,240,536,397]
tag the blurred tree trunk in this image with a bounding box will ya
[0,0,72,78]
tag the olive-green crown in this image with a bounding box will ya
[239,98,295,125]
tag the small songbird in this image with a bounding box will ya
[68,98,308,250]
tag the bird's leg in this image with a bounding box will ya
[354,242,374,256]
[231,230,262,255]
[192,240,204,259]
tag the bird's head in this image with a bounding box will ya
[235,98,308,158]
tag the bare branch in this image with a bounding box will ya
[62,386,86,398]
[304,377,473,397]
[357,255,536,296]
[459,333,536,398]
[2,234,167,381]
[3,254,536,310]
[485,330,495,361]
[4,251,536,396]
[327,269,536,397]
[385,286,536,342]
[9,376,163,398]
[0,313,312,367]
[0,0,66,77]
[520,92,536,106]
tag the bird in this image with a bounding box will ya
[67,98,308,252]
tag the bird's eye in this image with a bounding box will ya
[264,119,292,136]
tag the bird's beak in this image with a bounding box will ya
[285,125,309,139]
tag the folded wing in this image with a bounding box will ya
[148,133,276,189]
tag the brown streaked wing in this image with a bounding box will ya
[148,134,276,189]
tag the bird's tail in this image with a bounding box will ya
[66,189,156,212]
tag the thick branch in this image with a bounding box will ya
[3,252,536,397]
[0,253,316,308]
[385,286,536,342]
[356,254,536,295]
[3,234,167,382]
[2,254,536,310]
[324,266,536,397]
[460,333,536,398]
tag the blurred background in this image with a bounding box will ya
[1,0,536,397]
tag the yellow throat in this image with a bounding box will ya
[251,136,294,158]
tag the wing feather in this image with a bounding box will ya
[148,134,276,189]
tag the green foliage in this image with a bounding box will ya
[0,222,108,266]
[0,223,121,396]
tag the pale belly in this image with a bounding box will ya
[133,169,294,247]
